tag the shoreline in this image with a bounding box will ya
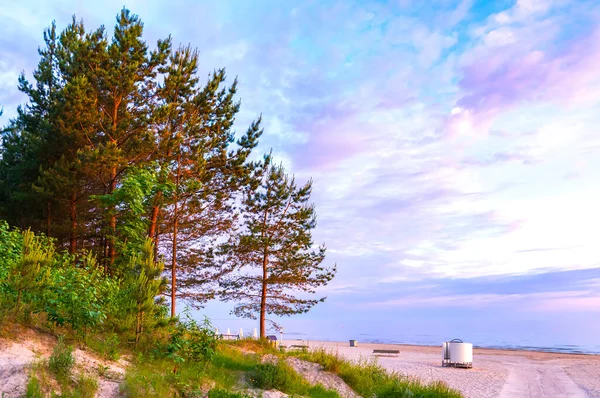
[283,338,600,357]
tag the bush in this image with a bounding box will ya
[48,336,75,380]
[26,375,44,398]
[248,361,339,397]
[88,332,121,361]
[71,374,99,397]
[42,253,119,338]
[166,310,218,371]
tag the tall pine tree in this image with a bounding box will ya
[219,160,336,338]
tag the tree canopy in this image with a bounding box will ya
[0,8,334,327]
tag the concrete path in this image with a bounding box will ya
[499,362,588,398]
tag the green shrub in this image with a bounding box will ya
[42,253,119,337]
[48,336,75,380]
[26,375,44,398]
[4,229,53,317]
[70,374,99,398]
[88,333,121,361]
[166,310,218,371]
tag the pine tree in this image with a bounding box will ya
[151,49,262,317]
[8,229,54,315]
[0,22,63,235]
[125,239,166,345]
[219,160,336,338]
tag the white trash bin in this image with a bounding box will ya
[442,339,473,368]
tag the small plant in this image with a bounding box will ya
[88,333,121,361]
[71,374,99,397]
[248,361,307,392]
[97,364,110,377]
[25,375,44,398]
[48,336,74,380]
[166,309,218,373]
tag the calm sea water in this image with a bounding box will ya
[277,319,600,355]
[194,303,600,355]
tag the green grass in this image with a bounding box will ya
[207,389,252,398]
[25,375,44,398]
[122,345,259,397]
[248,361,340,397]
[290,348,463,398]
[85,332,121,361]
[124,338,461,398]
[122,340,340,398]
[48,336,75,382]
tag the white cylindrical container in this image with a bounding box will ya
[253,328,258,339]
[239,328,244,339]
[226,328,231,335]
[449,342,473,363]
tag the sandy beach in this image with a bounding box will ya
[301,340,600,398]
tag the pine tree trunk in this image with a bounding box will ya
[46,201,52,237]
[109,98,119,266]
[260,247,268,339]
[171,152,181,318]
[109,169,117,265]
[148,192,162,263]
[154,216,160,262]
[69,192,77,254]
[148,204,160,241]
[171,206,178,318]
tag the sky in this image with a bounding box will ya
[1,0,600,351]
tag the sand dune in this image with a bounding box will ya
[302,340,600,398]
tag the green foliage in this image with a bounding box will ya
[249,361,340,397]
[249,362,301,391]
[220,161,336,337]
[166,309,218,369]
[69,374,99,398]
[87,333,121,361]
[48,336,75,381]
[121,239,166,344]
[122,358,201,397]
[42,253,119,336]
[93,165,167,271]
[26,375,44,398]
[4,229,53,316]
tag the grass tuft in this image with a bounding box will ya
[48,336,75,381]
[249,360,340,397]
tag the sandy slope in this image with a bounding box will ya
[302,340,600,398]
[0,327,127,398]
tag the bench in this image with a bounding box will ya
[372,349,400,356]
[289,345,309,351]
[219,334,240,340]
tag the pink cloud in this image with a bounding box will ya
[448,25,600,136]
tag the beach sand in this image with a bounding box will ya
[300,340,600,398]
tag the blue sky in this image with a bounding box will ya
[1,0,600,349]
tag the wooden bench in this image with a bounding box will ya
[289,345,309,351]
[219,334,240,340]
[372,349,400,356]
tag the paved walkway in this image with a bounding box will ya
[499,361,588,398]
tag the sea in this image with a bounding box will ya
[193,303,600,355]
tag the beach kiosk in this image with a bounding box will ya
[442,339,473,368]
